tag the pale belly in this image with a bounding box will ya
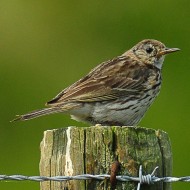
[70,87,161,126]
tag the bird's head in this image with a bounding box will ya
[129,39,180,69]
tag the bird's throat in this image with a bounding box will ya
[154,56,165,69]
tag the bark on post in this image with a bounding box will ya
[39,126,172,190]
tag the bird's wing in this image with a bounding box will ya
[46,56,152,106]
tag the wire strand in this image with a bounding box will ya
[1,166,190,190]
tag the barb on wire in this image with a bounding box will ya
[1,166,190,190]
[137,165,159,190]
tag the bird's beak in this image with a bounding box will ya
[157,47,180,57]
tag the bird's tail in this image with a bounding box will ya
[11,107,63,122]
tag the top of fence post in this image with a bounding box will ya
[39,126,172,190]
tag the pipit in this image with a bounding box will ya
[12,39,180,126]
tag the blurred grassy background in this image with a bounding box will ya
[0,0,189,189]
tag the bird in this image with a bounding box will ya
[12,39,180,126]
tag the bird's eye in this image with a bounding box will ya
[146,47,153,54]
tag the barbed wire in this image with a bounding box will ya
[1,166,190,190]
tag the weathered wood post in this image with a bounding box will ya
[40,126,172,190]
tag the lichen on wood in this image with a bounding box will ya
[40,126,172,190]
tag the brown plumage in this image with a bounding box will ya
[12,39,179,125]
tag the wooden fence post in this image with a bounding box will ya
[39,126,172,190]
